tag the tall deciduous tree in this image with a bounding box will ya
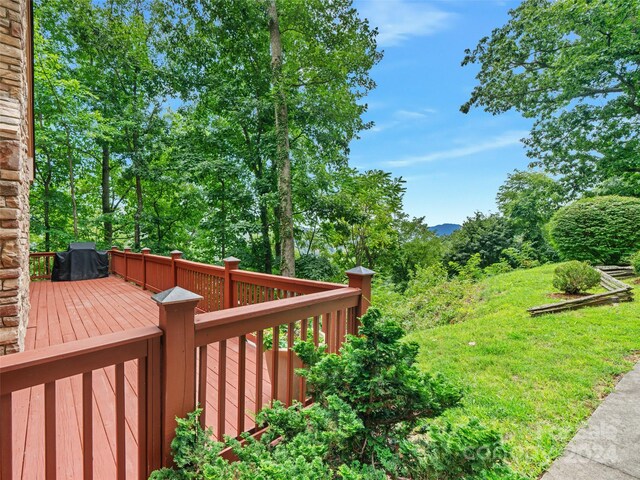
[496,170,563,255]
[266,0,294,276]
[32,13,100,248]
[323,169,405,270]
[156,0,379,274]
[462,0,640,197]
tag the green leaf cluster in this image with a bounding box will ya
[630,251,640,275]
[375,265,479,332]
[463,0,640,198]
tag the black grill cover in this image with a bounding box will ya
[51,242,109,281]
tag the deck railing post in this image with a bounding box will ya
[170,250,183,287]
[110,246,118,275]
[223,257,241,309]
[124,247,132,282]
[152,287,203,467]
[346,266,375,334]
[141,248,151,290]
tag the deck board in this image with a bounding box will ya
[12,276,279,479]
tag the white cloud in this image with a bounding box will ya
[385,130,528,167]
[394,108,437,120]
[368,121,400,133]
[358,0,454,47]
[367,108,436,133]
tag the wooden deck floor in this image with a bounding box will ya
[12,276,272,479]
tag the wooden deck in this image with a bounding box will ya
[12,276,271,479]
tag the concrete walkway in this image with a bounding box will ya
[543,362,640,479]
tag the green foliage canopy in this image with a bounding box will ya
[497,170,563,260]
[463,0,640,197]
[444,212,515,270]
[31,0,383,274]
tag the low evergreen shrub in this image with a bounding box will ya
[150,309,518,479]
[552,261,601,294]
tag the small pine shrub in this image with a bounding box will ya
[151,309,517,479]
[630,251,640,275]
[552,261,601,294]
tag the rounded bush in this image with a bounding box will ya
[552,261,601,294]
[549,196,640,264]
[630,251,640,275]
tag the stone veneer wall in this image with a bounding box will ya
[0,0,31,354]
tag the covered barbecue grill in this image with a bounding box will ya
[51,242,109,281]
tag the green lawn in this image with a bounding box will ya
[403,264,640,479]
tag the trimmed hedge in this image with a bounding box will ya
[549,196,640,264]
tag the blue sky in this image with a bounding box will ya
[351,0,532,226]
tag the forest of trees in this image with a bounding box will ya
[31,0,640,286]
[32,0,398,278]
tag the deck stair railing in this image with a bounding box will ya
[7,251,373,478]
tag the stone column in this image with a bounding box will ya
[0,0,33,354]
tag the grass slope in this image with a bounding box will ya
[405,264,640,479]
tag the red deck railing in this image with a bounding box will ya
[29,252,55,280]
[107,248,345,312]
[8,250,373,478]
[0,327,162,479]
[194,287,362,441]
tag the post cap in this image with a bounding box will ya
[111,246,118,250]
[141,247,151,254]
[223,256,241,264]
[124,247,132,252]
[152,286,203,306]
[345,266,375,276]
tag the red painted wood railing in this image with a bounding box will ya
[16,248,373,476]
[108,248,346,313]
[0,327,162,479]
[29,252,55,280]
[193,287,362,442]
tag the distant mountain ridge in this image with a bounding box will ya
[429,223,461,236]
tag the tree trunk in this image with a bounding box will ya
[220,178,226,259]
[259,199,272,273]
[101,143,113,246]
[43,154,52,253]
[132,125,143,250]
[267,0,295,277]
[65,129,78,240]
[135,173,143,249]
